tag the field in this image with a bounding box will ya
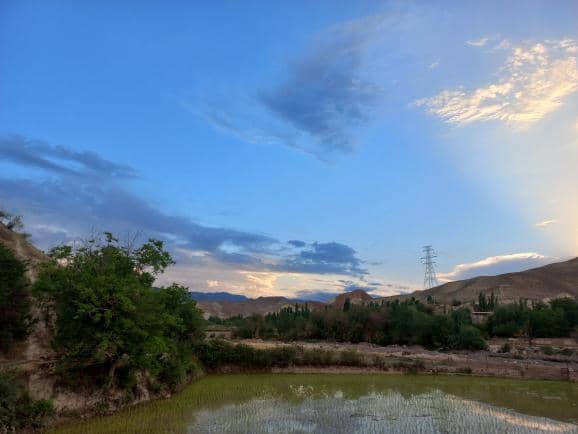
[51,374,578,434]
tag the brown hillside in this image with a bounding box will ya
[197,297,325,319]
[380,257,578,305]
[0,223,48,279]
[331,289,374,308]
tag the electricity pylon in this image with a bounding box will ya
[421,245,439,289]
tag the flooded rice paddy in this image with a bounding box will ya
[52,374,578,433]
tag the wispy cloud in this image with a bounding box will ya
[197,12,401,160]
[0,135,137,179]
[535,219,558,228]
[466,37,489,47]
[416,39,578,127]
[258,15,389,156]
[438,252,555,282]
[1,135,371,296]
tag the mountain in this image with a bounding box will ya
[197,296,325,319]
[331,289,375,308]
[380,257,578,306]
[189,291,249,302]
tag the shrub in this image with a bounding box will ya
[0,371,54,430]
[450,325,487,350]
[339,349,362,366]
[0,243,31,352]
[301,349,334,366]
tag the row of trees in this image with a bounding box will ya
[215,294,578,348]
[216,299,487,350]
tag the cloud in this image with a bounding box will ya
[0,135,137,179]
[416,39,578,127]
[0,136,370,299]
[466,37,489,47]
[197,13,398,159]
[277,242,367,276]
[438,252,556,282]
[288,240,307,248]
[258,18,386,156]
[535,219,557,229]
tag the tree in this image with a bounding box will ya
[0,243,31,352]
[34,234,204,389]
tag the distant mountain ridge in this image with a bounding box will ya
[379,257,578,306]
[189,291,249,302]
[197,296,325,319]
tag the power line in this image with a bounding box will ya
[421,245,439,289]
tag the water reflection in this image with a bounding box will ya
[189,391,577,434]
[51,374,578,434]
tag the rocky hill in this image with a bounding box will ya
[330,289,375,309]
[380,257,578,306]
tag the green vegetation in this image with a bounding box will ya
[475,291,498,311]
[0,242,31,352]
[34,234,205,391]
[485,298,578,338]
[219,300,487,350]
[0,371,54,430]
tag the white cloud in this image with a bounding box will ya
[438,252,555,282]
[466,37,489,47]
[416,39,578,127]
[535,219,557,228]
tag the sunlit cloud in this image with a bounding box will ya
[535,219,558,228]
[438,252,555,282]
[416,39,578,127]
[466,37,489,47]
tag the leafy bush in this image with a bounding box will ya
[0,371,54,430]
[339,349,362,366]
[34,234,204,390]
[0,243,31,352]
[449,325,487,350]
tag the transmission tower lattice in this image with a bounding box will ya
[421,245,439,289]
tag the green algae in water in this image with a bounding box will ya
[51,374,578,434]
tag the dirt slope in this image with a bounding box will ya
[381,257,578,305]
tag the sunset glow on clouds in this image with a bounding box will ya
[416,39,578,127]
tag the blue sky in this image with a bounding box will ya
[1,1,578,299]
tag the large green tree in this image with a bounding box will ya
[34,234,204,389]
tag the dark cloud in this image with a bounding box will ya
[278,242,367,276]
[288,239,307,248]
[258,20,384,156]
[0,135,137,179]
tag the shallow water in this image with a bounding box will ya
[51,374,578,434]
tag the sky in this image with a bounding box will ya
[1,0,578,300]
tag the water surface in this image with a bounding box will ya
[52,374,578,433]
